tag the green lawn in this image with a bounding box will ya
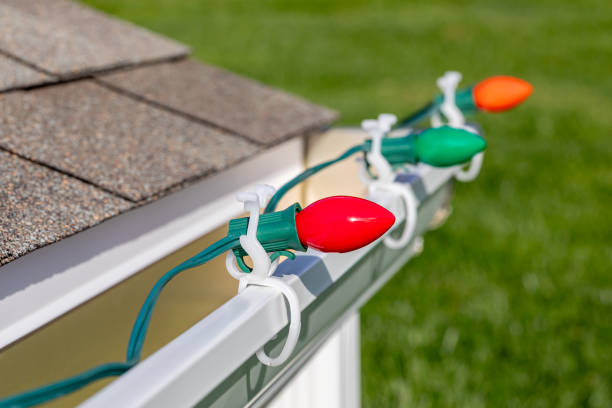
[82,0,612,406]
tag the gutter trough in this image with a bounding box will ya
[81,164,459,408]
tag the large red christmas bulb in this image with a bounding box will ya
[295,196,395,253]
[473,75,533,112]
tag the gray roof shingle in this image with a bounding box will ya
[0,0,188,78]
[0,80,259,202]
[98,59,338,145]
[0,150,132,266]
[0,1,337,267]
[0,54,54,92]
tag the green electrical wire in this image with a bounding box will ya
[264,101,447,214]
[264,144,367,213]
[395,101,437,129]
[0,362,133,408]
[126,236,238,362]
[0,236,239,408]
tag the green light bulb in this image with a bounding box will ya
[366,126,486,168]
[414,126,487,167]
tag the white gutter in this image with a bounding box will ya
[0,138,304,350]
[81,164,459,408]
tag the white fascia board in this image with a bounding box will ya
[0,138,304,350]
[81,164,458,408]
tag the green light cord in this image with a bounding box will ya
[0,362,133,408]
[264,144,367,213]
[0,236,239,408]
[126,236,238,362]
[395,101,437,129]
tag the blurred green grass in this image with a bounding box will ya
[82,0,612,406]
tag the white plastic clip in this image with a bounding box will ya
[371,181,418,249]
[361,113,397,183]
[360,114,419,249]
[431,71,465,128]
[225,184,301,367]
[431,71,484,182]
[454,151,484,182]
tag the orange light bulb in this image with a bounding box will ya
[473,76,533,112]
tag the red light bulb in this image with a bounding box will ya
[295,196,395,253]
[473,75,533,112]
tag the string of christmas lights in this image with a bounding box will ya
[0,73,532,408]
[265,125,486,213]
[265,75,531,213]
[396,75,533,128]
[0,197,394,408]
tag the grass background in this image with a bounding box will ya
[80,0,612,406]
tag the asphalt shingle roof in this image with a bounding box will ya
[0,150,132,266]
[0,0,188,78]
[0,55,54,92]
[99,59,338,145]
[0,0,337,267]
[0,81,259,202]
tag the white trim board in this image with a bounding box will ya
[0,138,305,350]
[266,312,361,408]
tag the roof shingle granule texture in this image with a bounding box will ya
[0,0,188,78]
[0,55,53,92]
[0,81,259,202]
[0,0,339,267]
[0,150,132,266]
[98,59,339,146]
